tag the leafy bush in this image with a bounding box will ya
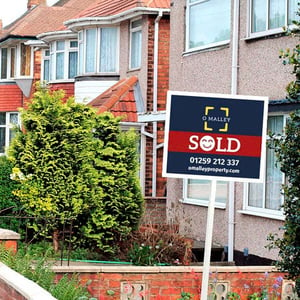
[0,156,22,231]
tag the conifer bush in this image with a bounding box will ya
[9,85,143,255]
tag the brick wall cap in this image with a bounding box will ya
[0,262,57,300]
[52,264,279,274]
[0,228,20,240]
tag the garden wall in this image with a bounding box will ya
[53,264,296,300]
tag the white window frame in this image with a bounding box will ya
[185,0,231,52]
[78,27,119,76]
[0,112,20,155]
[41,49,50,82]
[0,44,30,80]
[129,18,142,70]
[183,179,227,209]
[248,0,298,39]
[49,39,78,82]
[241,114,287,220]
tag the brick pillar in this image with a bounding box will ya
[0,229,20,253]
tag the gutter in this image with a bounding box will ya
[228,0,240,263]
[64,8,170,32]
[151,10,163,197]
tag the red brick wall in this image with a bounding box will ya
[0,279,26,300]
[144,16,170,197]
[142,197,167,224]
[54,267,288,300]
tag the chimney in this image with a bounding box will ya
[27,0,47,9]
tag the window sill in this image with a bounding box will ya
[48,79,75,84]
[243,28,286,41]
[180,198,226,209]
[183,40,230,57]
[237,210,284,221]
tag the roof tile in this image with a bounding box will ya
[77,0,170,18]
[89,76,139,122]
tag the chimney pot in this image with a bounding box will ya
[27,0,47,9]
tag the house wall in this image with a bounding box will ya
[167,0,296,260]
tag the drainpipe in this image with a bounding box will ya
[228,0,240,262]
[152,10,163,197]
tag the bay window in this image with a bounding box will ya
[78,27,119,75]
[0,112,20,154]
[244,115,286,218]
[250,0,298,36]
[183,179,228,208]
[186,0,231,51]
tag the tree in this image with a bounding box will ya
[267,6,300,296]
[9,85,143,255]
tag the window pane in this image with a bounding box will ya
[56,41,65,51]
[269,0,285,29]
[1,48,7,79]
[288,0,298,24]
[68,51,78,78]
[9,113,18,125]
[20,44,31,76]
[131,30,142,69]
[10,48,16,78]
[187,179,227,203]
[100,27,117,72]
[248,116,284,211]
[189,0,230,48]
[43,59,50,81]
[56,52,64,79]
[0,113,5,125]
[252,0,267,32]
[79,43,84,74]
[70,41,78,48]
[86,29,97,73]
[0,128,5,153]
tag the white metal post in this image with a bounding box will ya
[201,179,217,300]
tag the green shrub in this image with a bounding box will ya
[0,244,92,300]
[0,156,22,231]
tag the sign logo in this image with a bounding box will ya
[163,91,268,182]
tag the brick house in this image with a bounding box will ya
[0,0,170,205]
[166,0,300,264]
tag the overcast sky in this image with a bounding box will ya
[0,0,59,26]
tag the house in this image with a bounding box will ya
[0,0,97,152]
[166,0,300,264]
[0,0,170,211]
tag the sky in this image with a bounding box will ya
[0,0,59,27]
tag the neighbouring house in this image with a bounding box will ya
[0,0,97,152]
[166,0,300,264]
[0,0,170,215]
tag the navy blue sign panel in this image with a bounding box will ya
[162,91,269,182]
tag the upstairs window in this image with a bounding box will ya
[186,0,231,51]
[0,47,16,80]
[49,40,78,81]
[20,44,31,76]
[130,19,142,70]
[78,27,119,75]
[250,0,298,36]
[42,49,50,82]
[0,112,19,154]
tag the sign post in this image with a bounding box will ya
[163,91,268,300]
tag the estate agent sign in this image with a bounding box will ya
[163,91,269,182]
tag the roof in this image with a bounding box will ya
[89,76,141,122]
[76,0,170,19]
[0,0,97,42]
